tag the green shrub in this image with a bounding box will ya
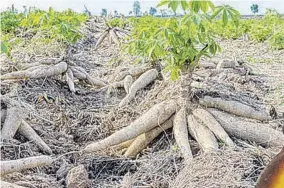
[0,7,88,56]
[269,30,284,50]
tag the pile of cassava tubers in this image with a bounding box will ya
[82,59,284,163]
[1,22,283,187]
[0,59,108,93]
[82,98,283,160]
[1,57,284,182]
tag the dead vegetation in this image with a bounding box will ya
[1,18,284,188]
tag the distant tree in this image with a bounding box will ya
[250,4,258,14]
[160,9,167,17]
[101,8,107,16]
[129,11,133,16]
[149,7,157,16]
[84,4,91,16]
[23,6,27,14]
[133,1,141,17]
[114,10,118,16]
[8,4,18,13]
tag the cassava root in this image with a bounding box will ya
[83,100,176,153]
[124,116,174,158]
[187,115,218,152]
[173,108,193,161]
[1,62,68,80]
[0,155,53,176]
[192,108,234,147]
[200,96,271,121]
[119,69,158,107]
[18,120,52,154]
[208,109,284,147]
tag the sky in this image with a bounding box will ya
[0,0,283,15]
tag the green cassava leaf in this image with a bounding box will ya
[222,10,228,26]
[181,0,188,11]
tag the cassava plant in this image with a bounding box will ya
[0,7,88,56]
[125,0,241,80]
[83,2,283,172]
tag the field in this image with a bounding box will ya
[1,2,284,188]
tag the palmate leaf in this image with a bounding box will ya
[189,0,214,13]
[180,0,188,11]
[212,5,240,27]
[124,0,241,80]
[222,10,228,26]
[200,1,209,13]
[169,1,179,13]
[227,10,239,27]
[211,7,223,19]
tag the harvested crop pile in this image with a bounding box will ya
[1,16,284,188]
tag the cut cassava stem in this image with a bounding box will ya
[1,62,68,80]
[173,108,193,161]
[192,108,235,147]
[208,109,284,147]
[119,69,158,107]
[124,116,174,158]
[0,155,53,176]
[200,96,271,121]
[187,115,218,152]
[83,100,177,153]
[18,120,52,154]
